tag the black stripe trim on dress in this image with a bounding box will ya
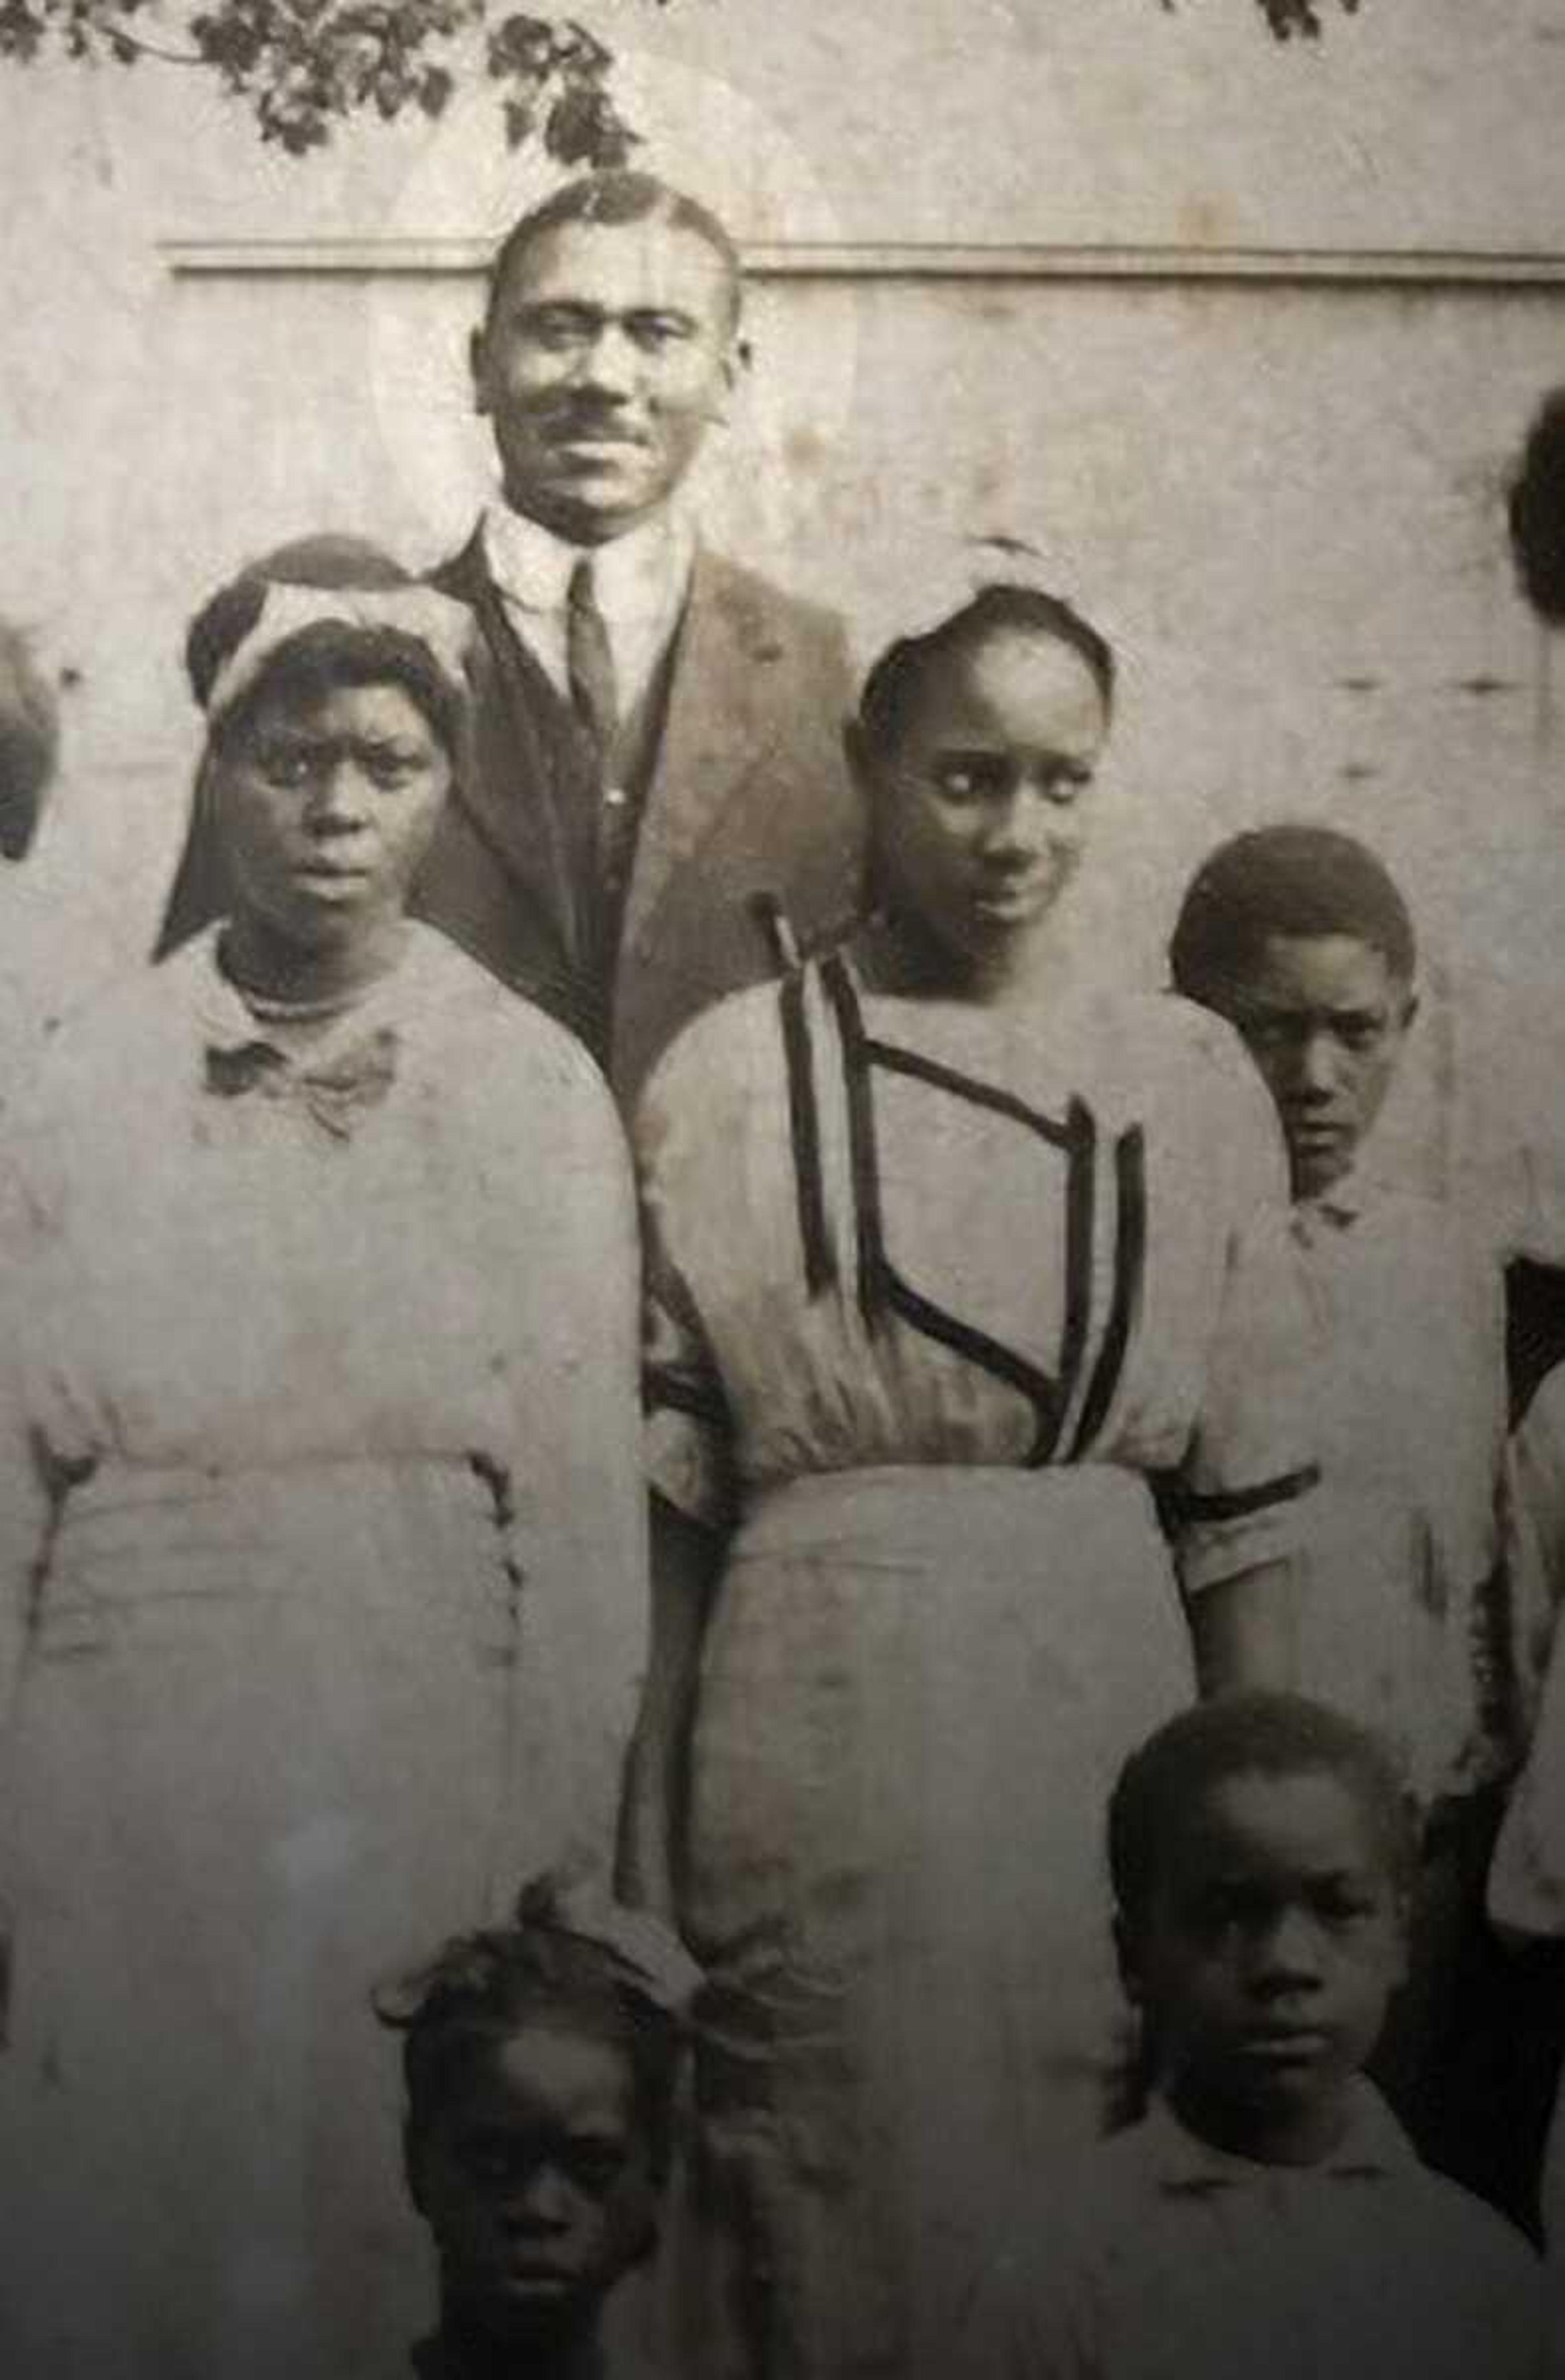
[861,1036,1102,1458]
[1066,1124,1147,1462]
[862,1035,1083,1152]
[1041,1096,1099,1465]
[643,1364,729,1429]
[820,952,891,1332]
[778,969,836,1296]
[1159,1462,1320,1524]
[881,1262,1064,1435]
[820,952,1067,1436]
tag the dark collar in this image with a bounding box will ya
[410,2320,610,2380]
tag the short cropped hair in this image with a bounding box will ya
[857,584,1116,758]
[376,1880,683,2179]
[485,170,743,331]
[1169,825,1416,1013]
[1108,1690,1417,1929]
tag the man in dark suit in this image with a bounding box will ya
[417,169,864,1102]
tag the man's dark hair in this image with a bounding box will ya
[857,582,1116,757]
[376,1880,684,2180]
[1108,1690,1417,1931]
[1169,824,1416,1015]
[485,170,743,331]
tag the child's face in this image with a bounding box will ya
[1124,1767,1406,2157]
[1222,933,1414,1199]
[411,2021,657,2345]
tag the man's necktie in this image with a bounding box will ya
[566,556,620,761]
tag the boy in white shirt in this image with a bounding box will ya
[979,1694,1543,2380]
[1169,825,1512,1796]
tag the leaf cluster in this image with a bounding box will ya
[1254,0,1359,37]
[0,0,657,160]
[0,0,1365,160]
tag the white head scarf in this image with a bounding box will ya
[202,579,475,727]
[158,545,478,959]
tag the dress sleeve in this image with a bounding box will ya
[487,1031,650,1890]
[0,1129,69,1883]
[1490,1364,1565,1937]
[1505,1362,1565,1732]
[1163,1026,1318,1596]
[633,1030,736,1533]
[1444,1235,1518,1787]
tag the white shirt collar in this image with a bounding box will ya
[481,500,694,629]
[1140,2081,1412,2194]
[1292,1156,1414,1240]
[1295,1165,1372,1235]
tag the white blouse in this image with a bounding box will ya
[637,950,1315,1598]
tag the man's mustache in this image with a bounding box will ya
[536,403,655,447]
[532,396,732,441]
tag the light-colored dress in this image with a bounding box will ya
[0,924,646,2380]
[1285,1172,1511,1803]
[636,945,1314,2380]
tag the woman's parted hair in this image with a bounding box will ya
[856,583,1116,759]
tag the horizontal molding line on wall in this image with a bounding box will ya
[160,238,1565,289]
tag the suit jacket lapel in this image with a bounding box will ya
[619,547,783,956]
[431,533,592,967]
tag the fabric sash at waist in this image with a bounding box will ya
[38,1452,511,1634]
[730,1461,1163,1578]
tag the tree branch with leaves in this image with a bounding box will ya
[0,0,651,159]
[0,0,1366,163]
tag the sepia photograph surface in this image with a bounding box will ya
[3,3,1565,2374]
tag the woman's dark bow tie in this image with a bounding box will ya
[203,1027,398,1140]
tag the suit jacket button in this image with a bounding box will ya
[604,784,628,809]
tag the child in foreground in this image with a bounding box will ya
[979,1693,1544,2380]
[376,1875,700,2380]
